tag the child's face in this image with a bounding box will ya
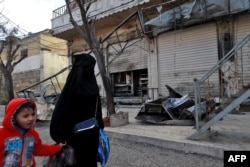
[15,107,36,129]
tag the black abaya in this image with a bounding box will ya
[50,54,104,167]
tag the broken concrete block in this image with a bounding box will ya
[110,111,129,127]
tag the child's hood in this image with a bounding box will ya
[2,98,37,131]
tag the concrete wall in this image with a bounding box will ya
[42,50,69,94]
[11,32,69,95]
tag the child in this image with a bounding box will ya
[0,98,65,167]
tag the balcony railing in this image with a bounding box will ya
[52,1,79,19]
[52,0,98,19]
[53,5,67,18]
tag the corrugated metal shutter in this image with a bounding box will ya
[234,13,250,86]
[157,23,219,96]
[108,38,148,73]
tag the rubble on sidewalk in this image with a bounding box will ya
[135,85,216,125]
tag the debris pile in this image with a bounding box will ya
[135,85,216,125]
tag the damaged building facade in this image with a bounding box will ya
[51,0,250,103]
[143,0,250,100]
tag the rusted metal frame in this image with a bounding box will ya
[100,11,139,43]
[190,89,250,139]
[94,11,143,76]
[192,33,250,136]
[193,78,202,130]
[50,78,58,95]
[106,31,123,55]
[200,34,250,83]
[89,10,141,56]
[115,30,123,54]
[16,65,71,96]
[104,37,144,67]
[95,38,142,77]
[55,7,143,78]
[102,12,144,63]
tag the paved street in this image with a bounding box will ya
[1,105,250,166]
[105,137,223,167]
[34,121,223,167]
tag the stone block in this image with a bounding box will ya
[110,111,129,127]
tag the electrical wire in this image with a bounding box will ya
[0,13,68,51]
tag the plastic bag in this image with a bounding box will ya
[98,129,110,167]
[43,145,76,167]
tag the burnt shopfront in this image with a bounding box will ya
[108,38,149,97]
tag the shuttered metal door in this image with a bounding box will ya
[233,13,250,86]
[157,23,219,96]
[108,38,148,73]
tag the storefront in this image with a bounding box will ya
[108,38,149,97]
[157,23,219,96]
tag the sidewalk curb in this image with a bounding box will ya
[107,131,225,159]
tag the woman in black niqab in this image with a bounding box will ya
[50,53,104,167]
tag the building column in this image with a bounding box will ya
[147,37,159,100]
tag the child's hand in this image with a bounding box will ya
[58,142,66,148]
